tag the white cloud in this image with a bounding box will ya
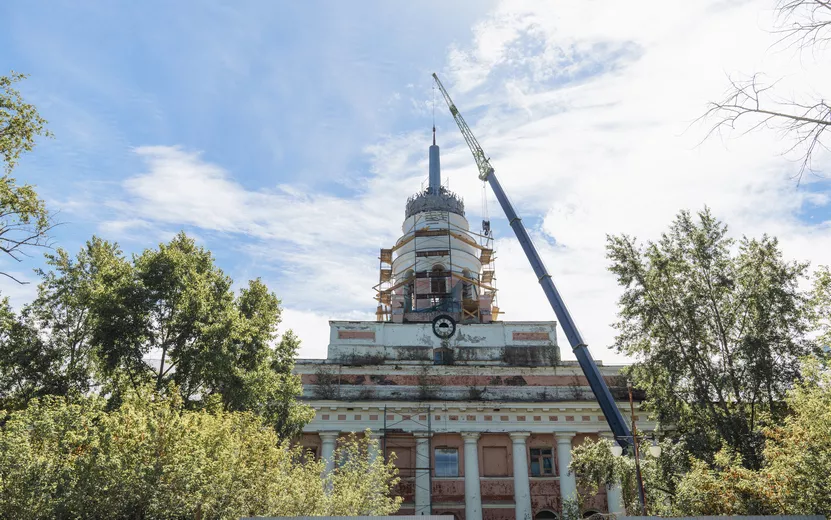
[281,307,375,360]
[434,0,831,362]
[97,0,831,363]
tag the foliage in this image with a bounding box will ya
[811,265,831,350]
[0,72,53,281]
[561,497,581,520]
[606,208,815,468]
[0,389,401,520]
[674,356,831,516]
[571,357,831,517]
[570,437,682,516]
[0,232,313,436]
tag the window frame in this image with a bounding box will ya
[529,447,554,476]
[434,447,459,477]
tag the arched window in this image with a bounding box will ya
[535,511,558,520]
[582,510,602,520]
[431,264,447,294]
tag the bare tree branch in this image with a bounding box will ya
[700,1,831,185]
[700,74,830,185]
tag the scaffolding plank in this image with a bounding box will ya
[380,248,393,263]
[481,269,494,284]
[377,290,391,304]
[479,249,493,264]
[380,268,392,282]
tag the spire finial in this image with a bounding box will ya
[428,126,441,192]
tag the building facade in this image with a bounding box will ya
[293,132,648,520]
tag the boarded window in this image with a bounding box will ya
[386,447,413,477]
[483,446,509,476]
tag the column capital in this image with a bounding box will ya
[319,431,340,441]
[555,431,577,443]
[461,431,480,442]
[509,432,531,441]
[367,432,384,440]
[413,431,433,439]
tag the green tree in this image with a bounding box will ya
[672,356,831,516]
[810,265,831,350]
[0,232,312,435]
[0,389,401,519]
[0,72,53,281]
[570,437,684,516]
[0,297,56,409]
[606,208,815,468]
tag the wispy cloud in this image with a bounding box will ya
[4,0,830,363]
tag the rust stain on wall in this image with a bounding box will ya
[512,332,550,341]
[337,330,376,340]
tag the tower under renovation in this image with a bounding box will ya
[375,127,498,326]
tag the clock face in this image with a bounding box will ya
[432,314,457,339]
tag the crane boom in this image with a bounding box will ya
[432,73,633,449]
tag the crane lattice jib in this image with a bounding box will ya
[432,72,634,450]
[432,73,494,181]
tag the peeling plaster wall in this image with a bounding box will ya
[326,321,559,366]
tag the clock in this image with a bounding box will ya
[432,314,457,339]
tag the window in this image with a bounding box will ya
[435,447,459,477]
[530,448,554,476]
[483,446,508,476]
[434,347,452,365]
[535,511,558,520]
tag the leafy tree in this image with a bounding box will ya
[0,389,401,519]
[810,265,831,350]
[0,232,312,436]
[606,208,815,468]
[0,297,56,409]
[570,437,684,516]
[0,72,53,281]
[672,356,831,516]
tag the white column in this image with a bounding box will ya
[414,432,432,515]
[510,432,532,520]
[320,431,339,476]
[367,432,383,465]
[556,432,577,504]
[462,432,483,520]
[600,433,625,516]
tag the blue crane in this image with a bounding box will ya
[432,73,633,449]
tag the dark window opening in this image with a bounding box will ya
[530,448,554,476]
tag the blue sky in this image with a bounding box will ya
[2,0,830,362]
